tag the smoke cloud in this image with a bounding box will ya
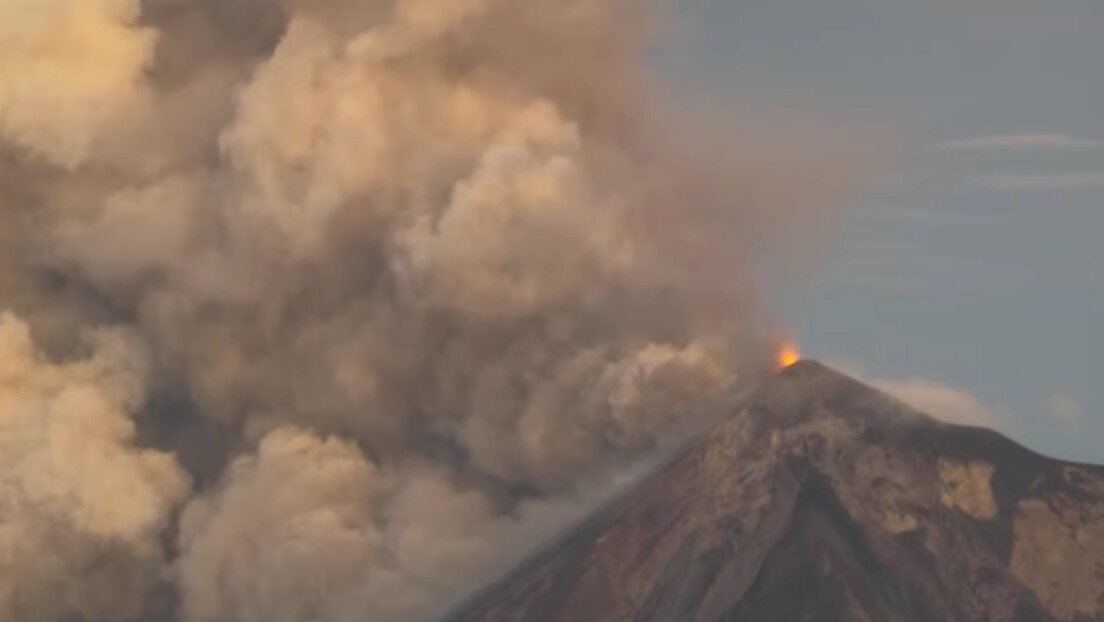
[176,425,645,622]
[0,0,155,167]
[0,314,189,622]
[0,1,871,620]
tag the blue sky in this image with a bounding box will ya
[660,0,1104,461]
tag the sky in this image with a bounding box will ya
[660,0,1104,461]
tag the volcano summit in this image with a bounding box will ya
[448,361,1104,622]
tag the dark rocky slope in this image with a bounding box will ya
[447,361,1104,622]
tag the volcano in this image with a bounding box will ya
[446,361,1104,622]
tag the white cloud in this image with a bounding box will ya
[829,360,999,428]
[1041,393,1084,428]
[934,133,1101,153]
[971,172,1104,191]
[874,377,999,428]
[933,133,1104,193]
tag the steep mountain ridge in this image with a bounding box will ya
[446,361,1104,622]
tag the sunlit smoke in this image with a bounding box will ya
[0,1,873,620]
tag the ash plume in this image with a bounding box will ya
[0,314,189,622]
[0,1,871,620]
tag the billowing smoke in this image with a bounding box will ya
[0,314,189,622]
[0,0,869,620]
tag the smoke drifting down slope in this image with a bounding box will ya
[0,1,868,620]
[448,362,1104,622]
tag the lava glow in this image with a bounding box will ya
[777,342,801,370]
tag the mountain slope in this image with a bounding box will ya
[446,361,1104,622]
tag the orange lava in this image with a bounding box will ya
[777,341,801,370]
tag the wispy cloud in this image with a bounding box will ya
[874,377,1000,428]
[858,205,1006,226]
[934,132,1101,152]
[828,360,1001,429]
[972,172,1104,191]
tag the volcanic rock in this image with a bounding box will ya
[447,361,1104,622]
